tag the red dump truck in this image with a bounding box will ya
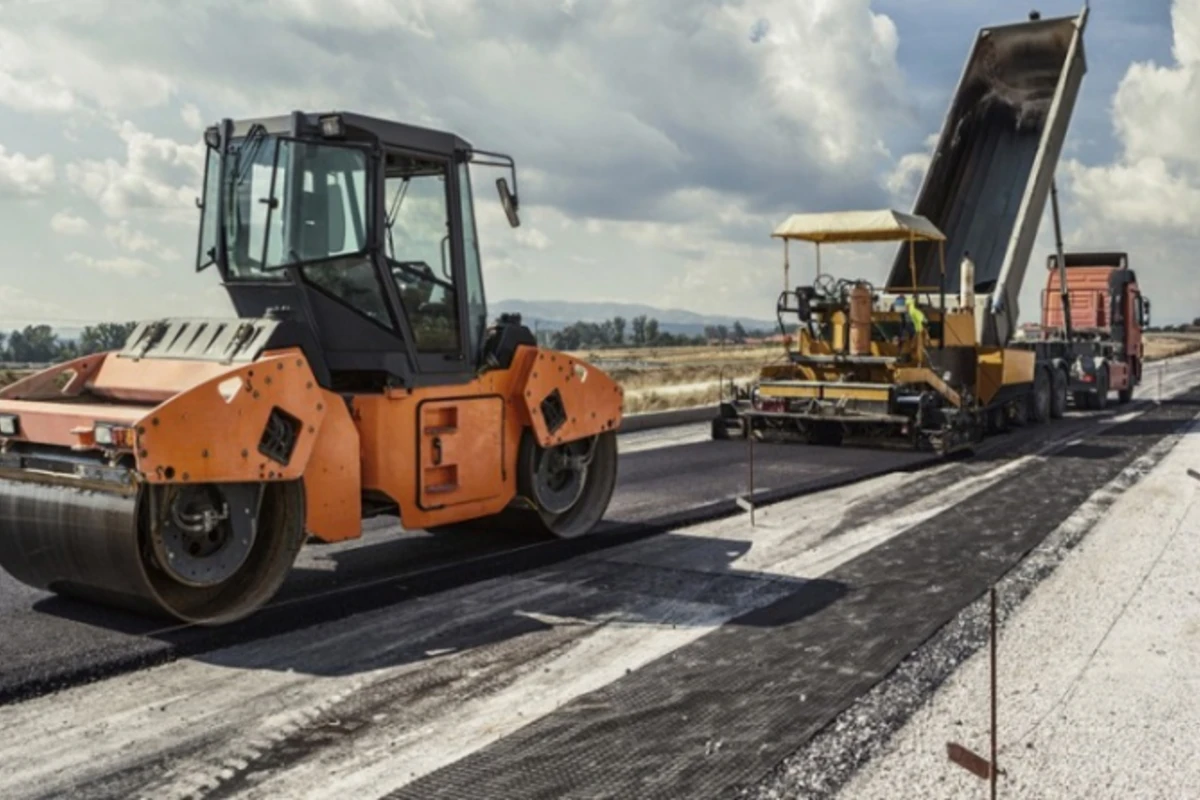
[1013,249,1151,411]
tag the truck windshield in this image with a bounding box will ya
[218,134,370,280]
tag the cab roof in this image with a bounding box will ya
[226,110,473,157]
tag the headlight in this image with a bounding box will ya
[0,415,17,436]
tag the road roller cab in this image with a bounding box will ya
[0,110,624,625]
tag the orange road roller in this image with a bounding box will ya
[0,111,623,625]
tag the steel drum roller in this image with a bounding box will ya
[0,478,306,625]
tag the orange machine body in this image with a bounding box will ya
[0,344,622,542]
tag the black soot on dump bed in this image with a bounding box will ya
[887,18,1075,294]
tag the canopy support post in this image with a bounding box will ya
[908,233,917,291]
[815,242,821,279]
[939,239,946,350]
[783,238,790,293]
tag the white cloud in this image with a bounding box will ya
[66,252,156,277]
[1061,0,1200,322]
[65,121,203,219]
[104,220,180,261]
[0,21,172,114]
[180,103,204,130]
[50,212,91,235]
[0,285,69,321]
[514,228,551,250]
[0,145,54,195]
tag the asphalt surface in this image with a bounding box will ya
[3,378,1195,800]
[395,387,1200,800]
[0,426,930,703]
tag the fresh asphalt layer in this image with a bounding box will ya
[0,426,929,703]
[1,354,1198,718]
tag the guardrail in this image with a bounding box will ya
[618,405,716,433]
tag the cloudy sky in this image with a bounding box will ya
[0,0,1194,327]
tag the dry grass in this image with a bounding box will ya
[1143,332,1200,361]
[0,334,1192,410]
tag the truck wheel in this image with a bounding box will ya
[1010,395,1029,427]
[1093,367,1110,411]
[1031,367,1052,424]
[1050,367,1067,419]
[1118,381,1134,404]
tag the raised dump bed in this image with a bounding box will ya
[888,9,1088,347]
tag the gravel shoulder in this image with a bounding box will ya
[836,415,1200,799]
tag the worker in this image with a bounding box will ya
[893,293,927,362]
[905,294,927,335]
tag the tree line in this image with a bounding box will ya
[548,316,773,350]
[0,323,136,363]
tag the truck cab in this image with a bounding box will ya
[1041,251,1151,402]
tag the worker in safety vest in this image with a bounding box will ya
[893,294,927,361]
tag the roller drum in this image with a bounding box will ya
[0,478,307,625]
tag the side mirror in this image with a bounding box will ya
[497,177,520,228]
[1143,298,1152,328]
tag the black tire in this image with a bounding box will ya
[517,429,618,538]
[711,417,731,440]
[1010,393,1029,427]
[1031,367,1052,424]
[1118,375,1134,404]
[1093,367,1110,410]
[143,480,307,625]
[987,404,1008,434]
[1050,366,1067,419]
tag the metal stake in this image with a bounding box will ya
[748,428,756,527]
[1158,363,1163,405]
[990,587,998,800]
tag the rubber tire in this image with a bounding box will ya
[1093,367,1110,411]
[517,429,618,539]
[1049,367,1067,419]
[1118,384,1134,404]
[145,480,307,626]
[1031,367,1052,424]
[1010,393,1029,427]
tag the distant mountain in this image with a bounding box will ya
[491,299,777,337]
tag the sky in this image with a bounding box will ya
[0,0,1194,327]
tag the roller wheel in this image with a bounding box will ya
[517,429,618,538]
[0,479,306,625]
[1049,367,1067,419]
[1030,367,1052,424]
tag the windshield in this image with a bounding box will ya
[213,134,370,280]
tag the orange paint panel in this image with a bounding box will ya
[355,381,524,531]
[520,349,624,448]
[0,353,108,400]
[0,399,145,448]
[303,388,362,542]
[417,397,505,509]
[135,349,326,484]
[90,356,240,404]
